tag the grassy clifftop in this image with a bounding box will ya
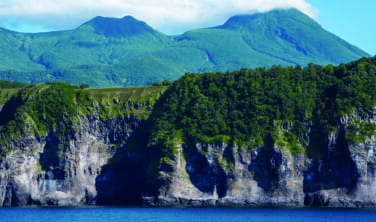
[0,82,167,159]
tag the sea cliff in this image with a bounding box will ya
[1,57,376,207]
[0,104,376,207]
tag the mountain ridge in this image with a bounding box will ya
[0,8,370,87]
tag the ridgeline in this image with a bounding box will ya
[0,9,369,88]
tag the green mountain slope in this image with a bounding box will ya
[0,9,370,87]
[219,9,367,65]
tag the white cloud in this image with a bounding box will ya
[0,0,319,34]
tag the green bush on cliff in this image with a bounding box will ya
[0,82,77,152]
[27,82,77,134]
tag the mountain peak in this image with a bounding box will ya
[216,8,369,64]
[81,15,156,37]
[221,8,320,30]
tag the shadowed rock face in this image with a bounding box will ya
[249,146,283,193]
[94,151,148,205]
[183,143,228,198]
[0,92,27,126]
[304,128,359,194]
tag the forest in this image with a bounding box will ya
[151,56,376,155]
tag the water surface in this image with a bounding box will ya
[1,207,376,222]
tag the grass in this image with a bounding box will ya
[85,85,167,103]
[80,85,168,119]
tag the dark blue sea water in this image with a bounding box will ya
[1,207,376,222]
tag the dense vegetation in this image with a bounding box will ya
[1,56,376,162]
[0,82,166,159]
[0,9,369,88]
[0,80,26,89]
[151,56,376,156]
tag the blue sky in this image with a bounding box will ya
[306,0,375,55]
[0,0,374,55]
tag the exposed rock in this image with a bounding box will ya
[153,143,305,207]
[0,108,144,206]
[1,106,376,207]
[147,108,376,207]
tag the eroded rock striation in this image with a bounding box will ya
[0,105,375,207]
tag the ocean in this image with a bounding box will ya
[1,207,376,222]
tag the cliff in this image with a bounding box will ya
[0,84,165,206]
[1,57,376,207]
[151,108,376,208]
[1,95,375,207]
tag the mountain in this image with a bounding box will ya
[0,8,370,87]
[219,9,367,65]
[1,57,376,206]
[82,16,163,38]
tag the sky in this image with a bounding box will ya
[0,0,374,55]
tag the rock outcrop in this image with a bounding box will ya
[0,105,145,206]
[153,143,306,207]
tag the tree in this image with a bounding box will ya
[79,83,90,89]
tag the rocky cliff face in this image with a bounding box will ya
[153,143,306,207]
[149,108,376,208]
[303,108,376,207]
[152,140,363,207]
[1,100,376,207]
[0,104,145,206]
